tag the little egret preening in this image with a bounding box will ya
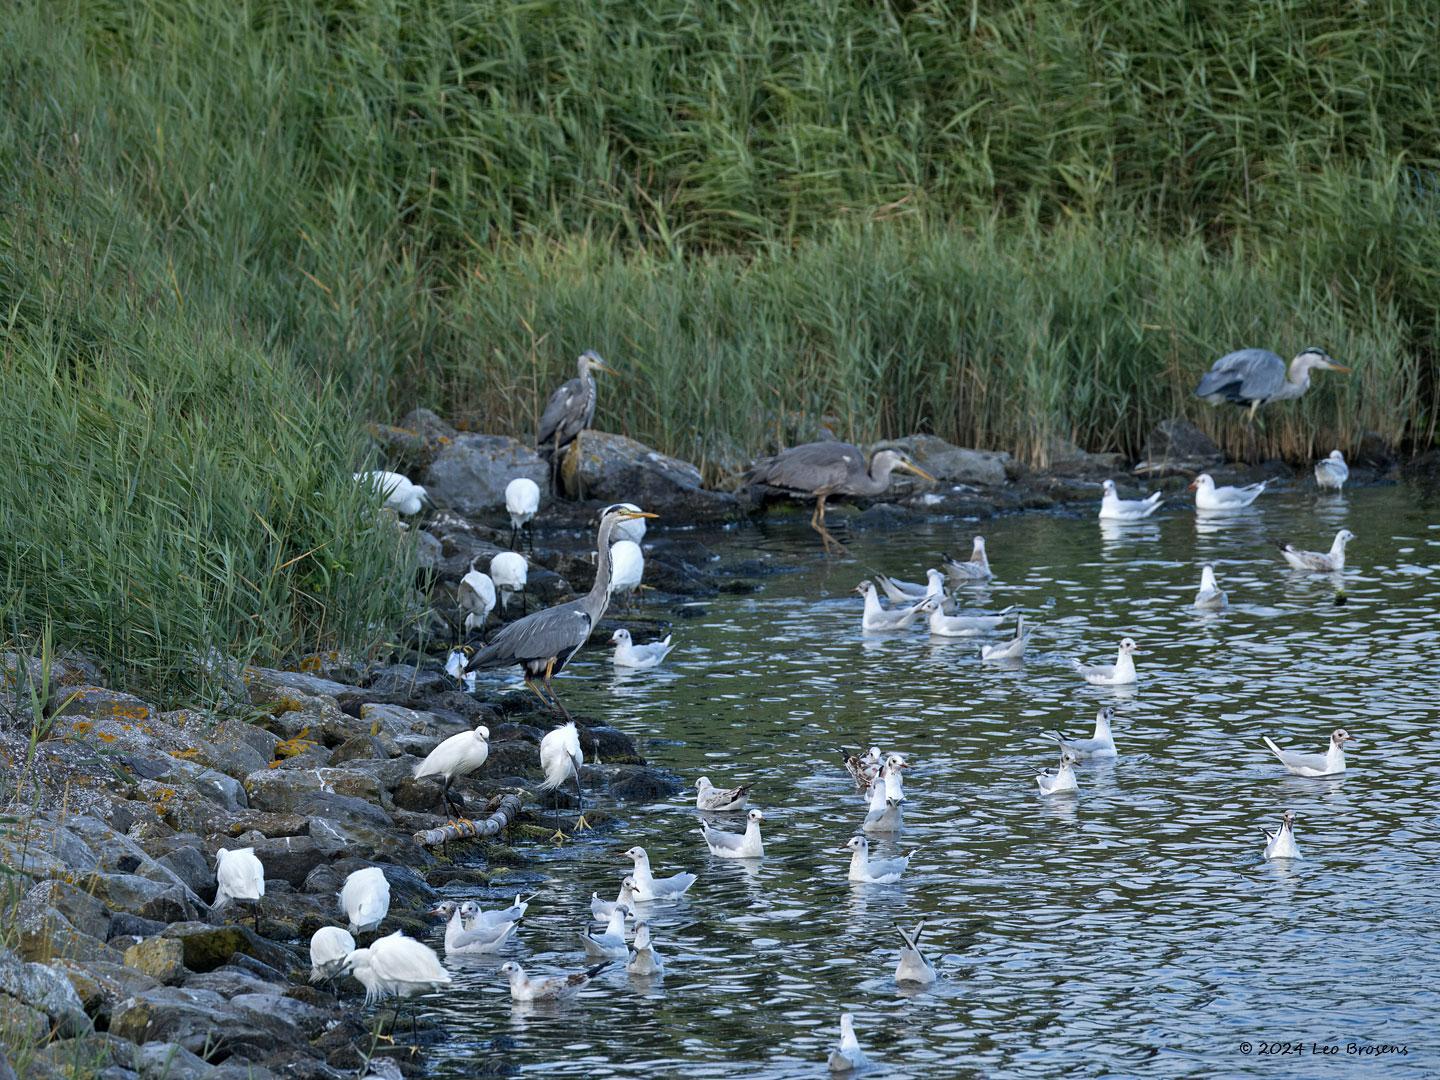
[747,442,935,554]
[1074,638,1138,686]
[354,471,430,516]
[1314,449,1349,491]
[1264,810,1303,860]
[213,847,265,930]
[343,931,450,1040]
[1098,479,1162,521]
[1194,565,1228,610]
[695,776,750,812]
[412,724,490,816]
[608,539,644,611]
[505,477,541,550]
[539,720,586,837]
[894,921,937,985]
[626,922,664,976]
[624,846,697,900]
[1277,529,1354,573]
[309,926,356,986]
[489,552,528,615]
[828,1012,868,1073]
[500,959,609,1002]
[609,629,674,669]
[1195,346,1349,421]
[844,835,916,884]
[1262,729,1354,777]
[700,808,766,859]
[340,866,390,935]
[1190,473,1269,512]
[465,505,657,719]
[458,562,496,638]
[943,536,993,583]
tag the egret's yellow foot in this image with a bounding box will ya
[550,827,571,843]
[574,814,591,832]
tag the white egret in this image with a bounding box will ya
[340,866,390,935]
[309,926,355,986]
[458,563,496,637]
[354,471,430,516]
[608,539,644,612]
[504,477,541,550]
[213,847,265,930]
[489,551,528,614]
[412,724,490,816]
[539,720,586,837]
[343,931,451,1040]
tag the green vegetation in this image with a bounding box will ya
[2,0,1438,693]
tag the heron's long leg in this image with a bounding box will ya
[541,657,575,722]
[523,676,552,712]
[811,494,846,556]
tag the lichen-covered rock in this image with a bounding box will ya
[47,686,155,723]
[20,880,112,943]
[87,873,197,924]
[50,959,160,1027]
[579,725,644,765]
[243,767,385,813]
[135,1040,214,1080]
[122,938,187,985]
[0,947,92,1037]
[109,986,303,1064]
[158,923,297,977]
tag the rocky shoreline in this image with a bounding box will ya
[0,413,1415,1078]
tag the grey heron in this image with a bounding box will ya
[464,504,656,719]
[747,441,936,553]
[537,350,617,493]
[1194,347,1349,421]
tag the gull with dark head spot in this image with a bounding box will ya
[1049,707,1118,758]
[580,903,632,959]
[1037,750,1079,796]
[1098,479,1162,521]
[624,846,697,900]
[1264,810,1302,860]
[845,835,917,884]
[1262,729,1354,777]
[943,536,993,584]
[626,922,665,976]
[894,921,937,985]
[700,809,766,859]
[1074,638,1138,686]
[500,959,608,1002]
[1314,449,1349,491]
[980,614,1029,662]
[1277,529,1354,573]
[695,776,750,812]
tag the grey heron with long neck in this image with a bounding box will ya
[1194,346,1350,422]
[465,504,656,718]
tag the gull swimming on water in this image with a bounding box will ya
[1263,810,1302,860]
[700,809,766,859]
[1098,479,1163,521]
[1314,449,1349,491]
[1074,638,1138,686]
[980,614,1029,661]
[845,835,917,884]
[609,628,675,669]
[428,901,517,956]
[626,922,665,976]
[943,536,993,583]
[842,747,883,789]
[1262,728,1354,777]
[1050,706,1118,758]
[624,846,698,900]
[500,960,608,1002]
[1194,565,1228,610]
[1190,473,1269,512]
[1037,750,1079,795]
[1277,529,1354,572]
[861,761,906,834]
[580,903,633,959]
[855,581,938,631]
[591,877,638,922]
[828,1012,869,1073]
[696,776,750,812]
[894,921,937,985]
[927,603,1017,638]
[876,567,946,605]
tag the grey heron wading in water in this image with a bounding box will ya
[464,504,656,719]
[537,350,618,495]
[1194,347,1349,422]
[747,441,935,554]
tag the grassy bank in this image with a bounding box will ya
[2,1,1438,692]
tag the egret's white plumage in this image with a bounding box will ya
[1278,529,1354,572]
[1314,449,1349,491]
[309,926,355,983]
[610,628,674,669]
[1037,750,1079,796]
[355,471,430,516]
[624,846,697,900]
[213,847,265,907]
[927,603,1016,637]
[980,614,1029,661]
[580,903,633,958]
[489,551,528,611]
[695,776,750,812]
[1074,637,1138,685]
[344,931,450,1005]
[943,536,993,583]
[500,959,608,1002]
[1050,707,1117,758]
[626,922,664,976]
[894,921,937,985]
[458,566,496,636]
[1190,473,1269,512]
[340,866,390,935]
[827,1012,869,1073]
[1264,810,1303,860]
[591,877,638,921]
[608,539,644,609]
[505,478,541,539]
[1098,479,1163,521]
[412,725,490,813]
[1262,729,1354,777]
[845,835,916,884]
[539,721,583,794]
[855,581,937,631]
[700,808,766,859]
[1194,565,1228,610]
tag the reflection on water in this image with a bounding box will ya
[422,485,1440,1078]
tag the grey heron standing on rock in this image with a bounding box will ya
[747,441,935,554]
[1194,347,1349,422]
[465,504,656,718]
[537,350,618,495]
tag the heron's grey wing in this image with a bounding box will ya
[537,377,584,445]
[1195,349,1285,401]
[467,600,589,669]
[760,441,865,494]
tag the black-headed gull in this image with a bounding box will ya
[980,614,1029,661]
[1263,810,1302,860]
[861,761,906,834]
[626,922,665,976]
[1277,529,1354,572]
[894,921,937,985]
[876,568,946,605]
[943,536,993,583]
[610,628,674,669]
[1074,638,1138,685]
[624,846,697,900]
[581,903,633,958]
[828,1012,869,1073]
[1194,565,1228,610]
[1190,473,1269,511]
[428,901,517,956]
[591,877,638,921]
[845,835,916,884]
[1098,479,1162,521]
[927,603,1016,637]
[700,809,766,859]
[695,776,750,812]
[500,959,608,1002]
[1050,706,1118,758]
[1262,728,1354,777]
[1314,449,1348,491]
[1037,750,1079,795]
[855,581,938,631]
[464,893,534,929]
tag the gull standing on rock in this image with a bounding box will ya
[458,561,496,637]
[626,922,665,976]
[1074,638,1138,686]
[943,536,993,584]
[700,809,766,859]
[610,628,674,669]
[827,1013,869,1073]
[213,847,265,930]
[309,926,355,985]
[489,551,528,615]
[505,477,541,550]
[855,581,937,631]
[1098,479,1163,521]
[1037,750,1079,796]
[844,835,917,884]
[1263,810,1303,860]
[1050,707,1118,758]
[624,846,698,900]
[500,959,609,1003]
[340,866,390,935]
[581,903,633,959]
[980,614,1029,661]
[1190,473,1269,512]
[1194,565,1228,610]
[1314,449,1349,491]
[894,921,937,985]
[1277,529,1354,573]
[412,724,490,816]
[1262,729,1354,777]
[695,776,750,812]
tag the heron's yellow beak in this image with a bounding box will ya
[898,461,937,483]
[620,509,658,520]
[593,362,620,377]
[1326,361,1351,373]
